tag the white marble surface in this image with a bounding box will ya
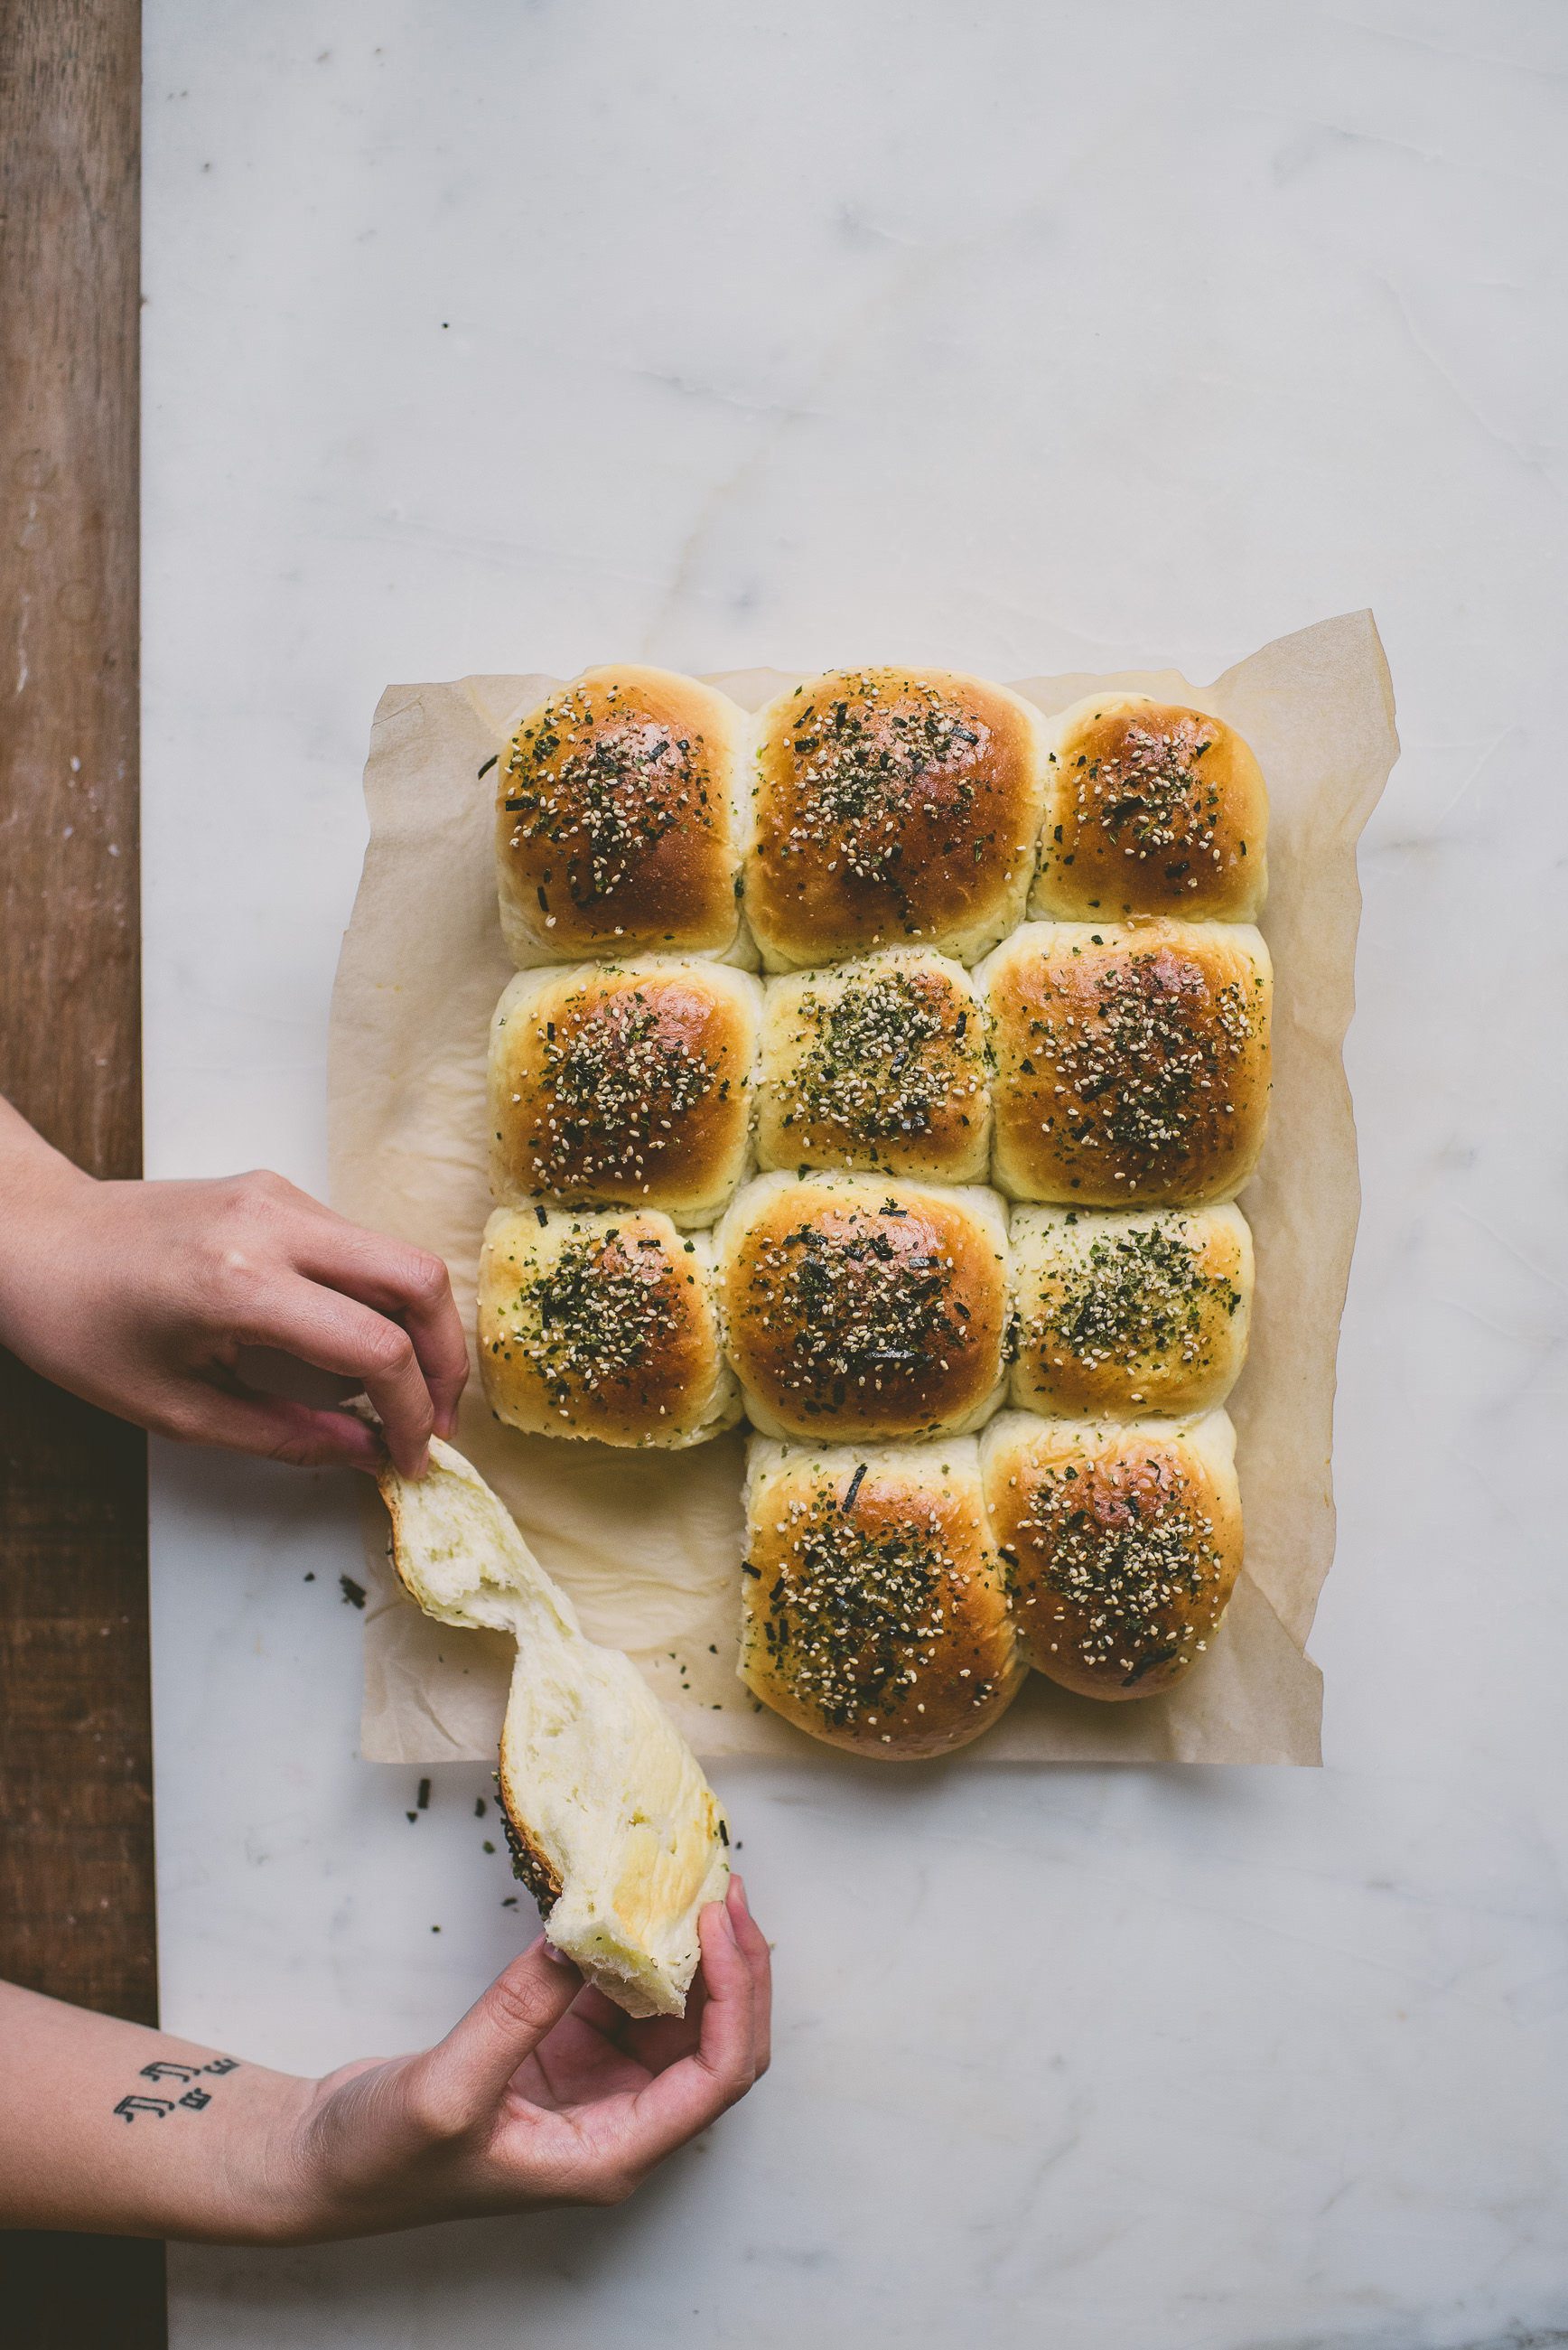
[142,5,1568,2344]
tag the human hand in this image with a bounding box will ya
[281,1878,770,2240]
[0,1100,465,1475]
[0,1878,770,2243]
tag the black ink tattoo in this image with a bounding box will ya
[115,2055,240,2118]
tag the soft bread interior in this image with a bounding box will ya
[376,1435,730,2018]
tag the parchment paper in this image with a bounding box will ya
[329,612,1397,1767]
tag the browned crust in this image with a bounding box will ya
[723,1184,1007,1439]
[497,667,742,956]
[479,1212,718,1444]
[987,923,1271,1204]
[1040,698,1266,921]
[747,669,1045,961]
[1013,1212,1248,1418]
[984,1425,1244,1700]
[742,1459,1023,1757]
[497,1775,565,1910]
[756,957,989,1181]
[491,966,753,1213]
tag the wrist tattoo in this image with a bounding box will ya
[112,2055,241,2122]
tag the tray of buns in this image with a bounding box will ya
[331,614,1398,1767]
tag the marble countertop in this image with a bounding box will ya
[142,5,1568,2345]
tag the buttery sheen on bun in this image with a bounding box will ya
[981,1409,1244,1700]
[377,1433,730,2017]
[716,1171,1010,1443]
[978,920,1272,1205]
[740,1436,1024,1758]
[488,959,761,1227]
[478,1207,740,1448]
[1034,694,1268,923]
[746,668,1049,970]
[495,666,751,966]
[755,948,990,1183]
[1010,1203,1253,1418]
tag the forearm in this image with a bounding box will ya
[0,1096,94,1356]
[0,1980,315,2243]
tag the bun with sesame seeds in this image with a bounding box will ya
[977,920,1272,1206]
[980,1409,1244,1701]
[740,1435,1024,1758]
[1009,1203,1253,1420]
[488,958,762,1227]
[745,667,1050,972]
[1033,693,1267,924]
[716,1170,1011,1445]
[477,1206,741,1448]
[495,666,754,967]
[754,946,991,1184]
[374,1431,730,2016]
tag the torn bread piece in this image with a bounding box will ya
[376,1434,731,2018]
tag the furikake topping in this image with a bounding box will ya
[778,965,984,1162]
[770,673,1003,931]
[487,1228,685,1414]
[1052,715,1223,897]
[517,982,723,1194]
[1026,1218,1240,1378]
[1011,1451,1224,1685]
[501,680,714,919]
[1026,944,1263,1184]
[742,1205,973,1416]
[750,1479,998,1730]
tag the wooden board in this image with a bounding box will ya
[0,1,163,2336]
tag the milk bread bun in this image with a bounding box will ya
[746,667,1049,971]
[478,1206,740,1448]
[1009,1203,1253,1418]
[377,1434,730,2018]
[1033,693,1267,923]
[488,959,761,1227]
[978,920,1272,1205]
[495,666,751,965]
[740,1435,1023,1758]
[981,1409,1243,1700]
[716,1171,1010,1443]
[755,947,989,1184]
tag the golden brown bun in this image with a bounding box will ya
[1010,1203,1253,1418]
[1033,693,1267,923]
[978,921,1272,1205]
[741,1436,1024,1758]
[746,668,1049,971]
[477,1207,741,1448]
[488,960,761,1227]
[980,1409,1243,1700]
[755,948,990,1184]
[716,1172,1010,1443]
[495,666,751,965]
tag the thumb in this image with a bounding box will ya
[421,1937,583,2117]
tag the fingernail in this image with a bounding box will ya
[718,1899,737,1944]
[727,1874,750,1918]
[541,1938,576,1969]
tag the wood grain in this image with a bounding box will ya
[0,0,165,2335]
